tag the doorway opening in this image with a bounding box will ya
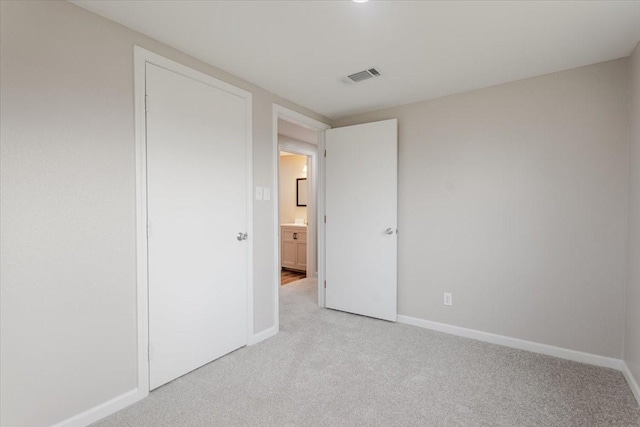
[279,150,310,285]
[273,105,330,332]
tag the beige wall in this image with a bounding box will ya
[2,1,637,425]
[625,42,640,392]
[335,59,630,359]
[0,2,329,426]
[279,154,307,224]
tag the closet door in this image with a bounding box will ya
[146,63,249,390]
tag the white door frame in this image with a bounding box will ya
[134,46,253,396]
[272,105,330,331]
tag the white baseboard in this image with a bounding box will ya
[50,326,279,427]
[248,326,278,346]
[41,320,640,427]
[397,315,623,371]
[52,388,146,427]
[621,362,640,405]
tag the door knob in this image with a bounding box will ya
[384,228,394,235]
[236,232,248,241]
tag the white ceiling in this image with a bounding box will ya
[72,1,640,119]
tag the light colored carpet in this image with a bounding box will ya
[93,278,640,427]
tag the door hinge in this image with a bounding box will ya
[324,280,326,289]
[324,215,326,223]
[324,149,326,158]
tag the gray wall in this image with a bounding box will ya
[335,59,630,359]
[0,2,328,426]
[625,42,640,390]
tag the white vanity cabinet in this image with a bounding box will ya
[281,224,307,272]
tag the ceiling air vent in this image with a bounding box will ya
[342,68,382,84]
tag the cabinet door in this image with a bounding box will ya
[296,242,307,270]
[282,240,298,269]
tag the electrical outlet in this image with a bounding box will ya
[443,292,452,306]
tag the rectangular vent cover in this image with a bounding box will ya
[342,68,382,84]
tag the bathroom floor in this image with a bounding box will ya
[280,269,306,285]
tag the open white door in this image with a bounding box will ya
[325,119,398,321]
[146,63,249,390]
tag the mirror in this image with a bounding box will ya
[296,178,307,207]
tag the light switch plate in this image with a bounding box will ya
[263,187,271,200]
[255,186,263,200]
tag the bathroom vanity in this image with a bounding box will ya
[281,224,307,272]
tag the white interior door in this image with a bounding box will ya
[146,63,248,390]
[325,119,398,321]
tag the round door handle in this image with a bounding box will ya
[384,228,394,235]
[236,232,248,241]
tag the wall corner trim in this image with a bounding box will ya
[51,388,146,427]
[622,362,640,405]
[248,326,278,346]
[396,315,624,371]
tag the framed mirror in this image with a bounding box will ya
[296,178,307,207]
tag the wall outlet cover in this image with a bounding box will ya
[444,292,452,306]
